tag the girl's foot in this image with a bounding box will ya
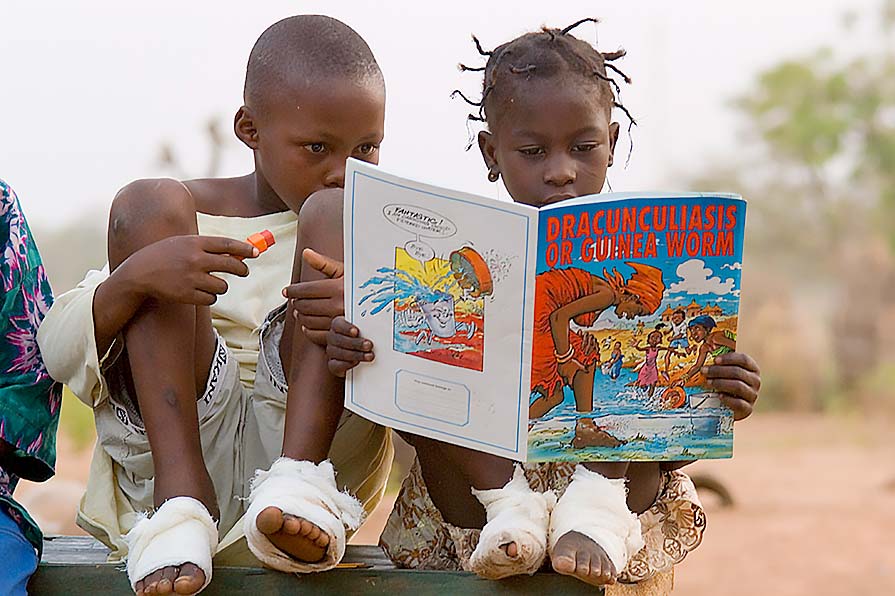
[468,466,556,580]
[548,466,644,588]
[550,530,617,586]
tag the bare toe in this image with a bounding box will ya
[256,506,285,535]
[156,566,177,594]
[500,541,519,558]
[552,553,576,575]
[143,569,165,594]
[304,523,321,541]
[551,531,616,586]
[263,516,329,564]
[282,515,303,535]
[173,563,205,595]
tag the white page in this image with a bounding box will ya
[343,159,537,460]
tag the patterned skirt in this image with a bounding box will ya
[380,458,705,586]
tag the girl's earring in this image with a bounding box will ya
[487,167,500,183]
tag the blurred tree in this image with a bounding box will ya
[690,0,895,408]
[37,116,233,294]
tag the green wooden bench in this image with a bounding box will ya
[32,536,602,594]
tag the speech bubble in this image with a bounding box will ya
[405,239,435,262]
[383,203,457,238]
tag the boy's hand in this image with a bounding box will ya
[703,352,760,420]
[284,249,344,345]
[123,235,257,305]
[326,316,374,377]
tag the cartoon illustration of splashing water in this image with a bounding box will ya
[358,204,497,372]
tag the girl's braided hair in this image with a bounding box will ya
[453,18,636,161]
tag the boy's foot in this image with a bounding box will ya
[551,530,617,586]
[255,506,329,563]
[126,496,218,596]
[135,565,205,596]
[244,459,364,573]
[571,419,626,449]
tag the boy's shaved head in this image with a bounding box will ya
[244,15,384,112]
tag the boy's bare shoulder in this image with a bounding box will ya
[183,175,257,216]
[114,177,192,203]
[113,176,253,218]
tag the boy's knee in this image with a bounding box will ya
[108,179,196,245]
[298,189,342,236]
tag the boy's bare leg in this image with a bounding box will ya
[107,184,218,595]
[254,190,346,563]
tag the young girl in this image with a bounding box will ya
[319,20,761,591]
[632,329,679,398]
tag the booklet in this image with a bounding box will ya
[343,159,746,462]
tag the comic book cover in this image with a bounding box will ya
[527,194,746,462]
[343,159,746,462]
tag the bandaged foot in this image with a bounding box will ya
[549,465,644,586]
[125,496,218,595]
[467,466,556,580]
[244,458,364,573]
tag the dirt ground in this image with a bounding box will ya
[15,412,895,595]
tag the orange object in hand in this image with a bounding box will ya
[246,230,275,254]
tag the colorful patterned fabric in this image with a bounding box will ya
[0,179,61,552]
[380,458,705,585]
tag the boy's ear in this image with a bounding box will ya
[477,130,498,174]
[234,106,260,150]
[607,121,620,167]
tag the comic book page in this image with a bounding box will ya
[343,159,538,460]
[527,193,746,462]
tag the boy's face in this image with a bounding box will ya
[240,79,385,212]
[689,325,708,342]
[478,77,620,208]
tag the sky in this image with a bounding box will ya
[0,0,879,229]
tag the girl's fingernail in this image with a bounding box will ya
[364,353,374,361]
[700,366,709,375]
[363,341,372,350]
[253,248,260,257]
[282,288,287,297]
[350,327,359,337]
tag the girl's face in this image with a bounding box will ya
[647,331,661,345]
[478,77,620,208]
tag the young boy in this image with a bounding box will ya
[37,16,390,595]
